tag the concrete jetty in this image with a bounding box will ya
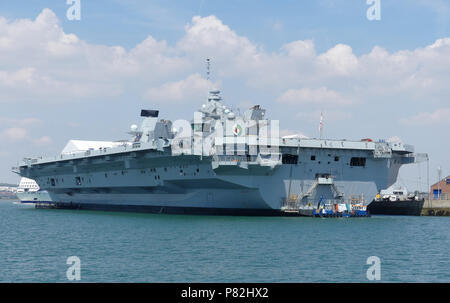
[421,199,450,216]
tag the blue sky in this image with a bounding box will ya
[0,0,449,189]
[1,0,448,53]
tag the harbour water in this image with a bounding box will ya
[0,199,449,282]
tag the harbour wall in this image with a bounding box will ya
[421,199,450,216]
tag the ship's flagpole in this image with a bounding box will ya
[319,111,324,139]
[206,58,210,82]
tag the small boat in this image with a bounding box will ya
[16,177,52,204]
[368,188,424,216]
[311,197,369,218]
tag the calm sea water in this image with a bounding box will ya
[0,199,449,282]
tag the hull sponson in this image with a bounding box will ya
[48,188,272,209]
[43,202,290,216]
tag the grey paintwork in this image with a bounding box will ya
[13,90,422,212]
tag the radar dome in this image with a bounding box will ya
[130,124,138,132]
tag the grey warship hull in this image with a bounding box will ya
[15,146,417,215]
[14,90,425,216]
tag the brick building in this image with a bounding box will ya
[430,175,450,200]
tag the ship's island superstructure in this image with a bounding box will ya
[13,90,425,215]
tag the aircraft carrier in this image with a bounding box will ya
[13,89,426,215]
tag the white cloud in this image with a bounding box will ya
[33,136,52,145]
[276,87,355,106]
[178,15,257,57]
[281,40,316,58]
[0,117,42,127]
[318,44,358,75]
[0,117,51,145]
[144,73,215,103]
[0,68,35,87]
[296,110,353,123]
[0,8,450,115]
[400,108,450,126]
[0,67,122,100]
[0,127,53,145]
[0,127,28,141]
[0,9,187,102]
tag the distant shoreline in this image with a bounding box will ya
[0,184,18,188]
[0,197,18,202]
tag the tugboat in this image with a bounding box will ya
[367,188,424,216]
